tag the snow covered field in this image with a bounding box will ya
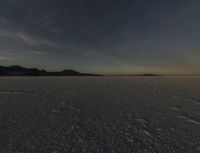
[0,77,200,153]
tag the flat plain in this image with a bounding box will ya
[0,77,200,153]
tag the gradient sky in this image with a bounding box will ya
[0,0,200,75]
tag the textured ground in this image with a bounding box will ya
[0,77,200,153]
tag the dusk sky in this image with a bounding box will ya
[0,0,200,75]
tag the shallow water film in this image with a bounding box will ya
[0,77,200,153]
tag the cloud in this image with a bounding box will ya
[27,50,48,56]
[17,33,38,46]
[181,2,200,14]
[16,32,67,49]
[0,56,13,61]
[0,30,17,38]
[0,16,7,24]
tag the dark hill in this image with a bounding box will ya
[0,65,101,76]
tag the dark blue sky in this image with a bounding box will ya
[0,0,200,74]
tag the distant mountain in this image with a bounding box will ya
[138,74,159,76]
[110,74,160,77]
[0,65,101,76]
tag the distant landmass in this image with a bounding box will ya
[137,74,160,76]
[111,74,160,77]
[0,65,101,76]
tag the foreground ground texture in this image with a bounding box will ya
[0,77,200,153]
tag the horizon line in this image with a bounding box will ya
[0,64,200,76]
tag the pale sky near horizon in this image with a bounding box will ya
[0,0,200,75]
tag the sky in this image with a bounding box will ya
[0,0,200,75]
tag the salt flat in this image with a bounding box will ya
[0,77,200,153]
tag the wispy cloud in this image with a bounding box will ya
[0,56,13,61]
[17,33,39,46]
[16,32,73,49]
[0,16,7,24]
[27,50,48,56]
[0,29,17,38]
[181,2,200,14]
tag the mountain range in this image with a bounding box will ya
[0,65,101,76]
